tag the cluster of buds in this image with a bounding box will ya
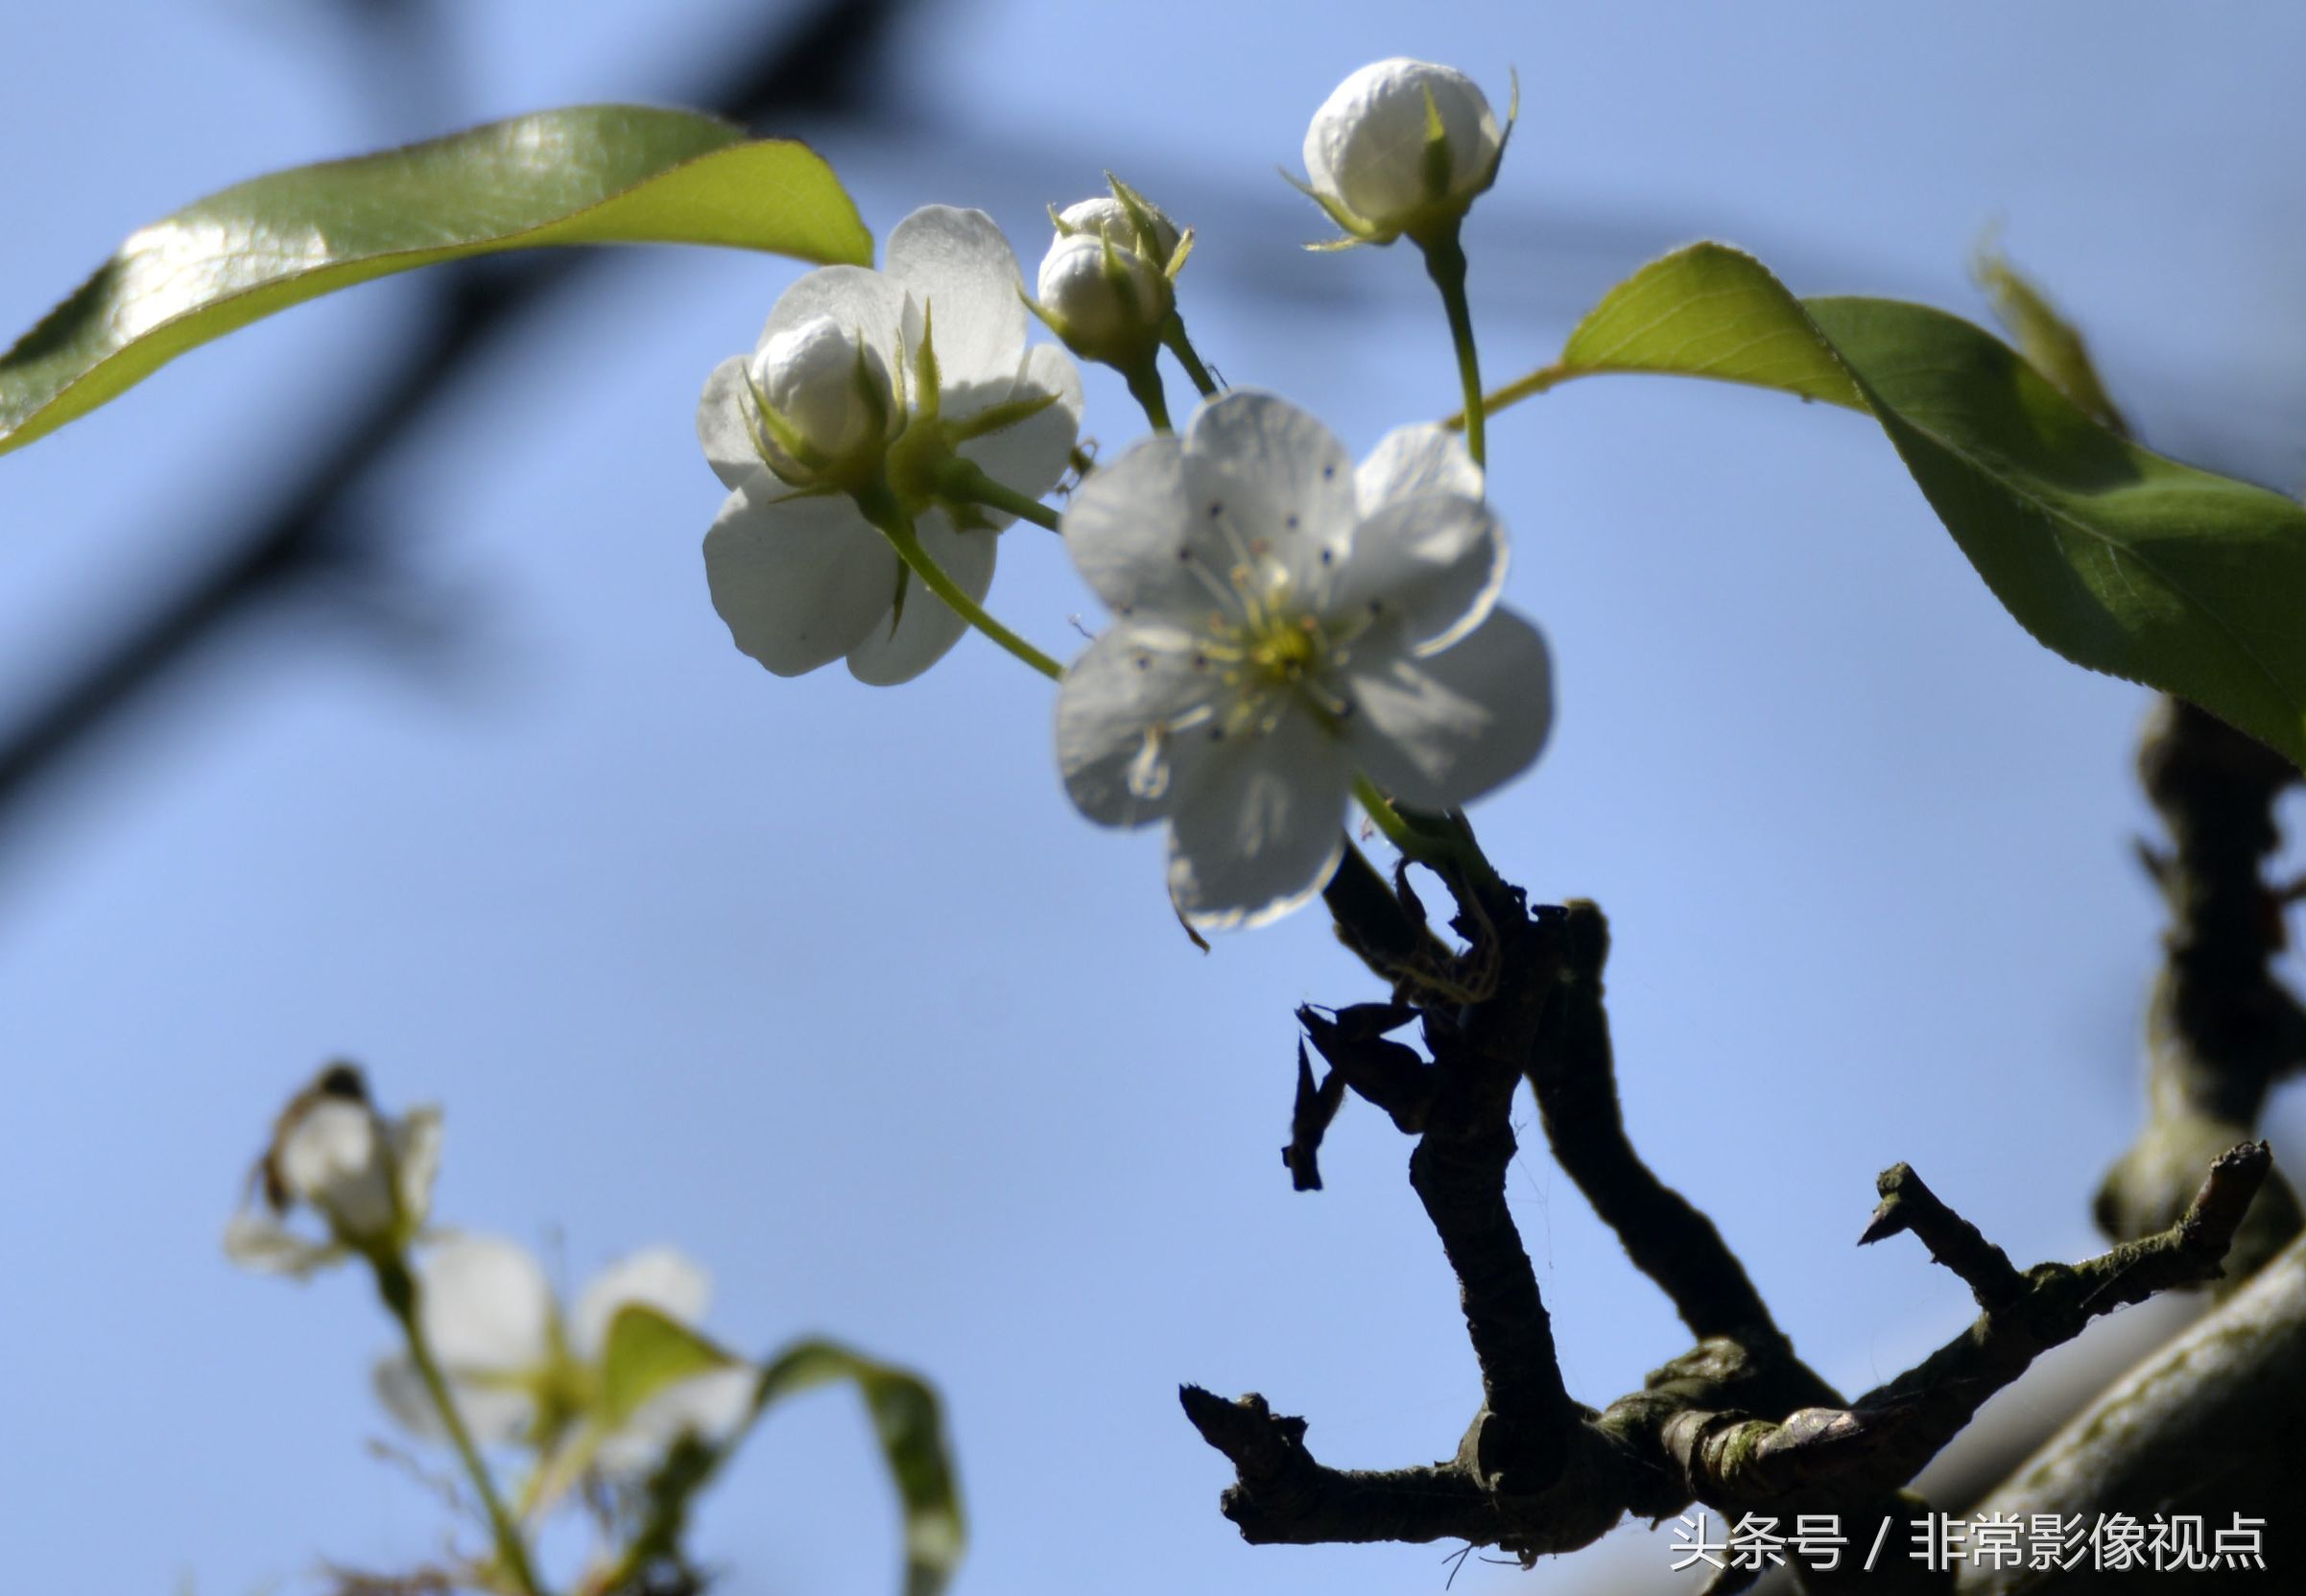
[1029,175,1190,385]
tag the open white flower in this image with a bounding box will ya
[1056,391,1553,928]
[698,205,1083,685]
[1302,59,1507,244]
[225,1063,442,1275]
[374,1234,755,1478]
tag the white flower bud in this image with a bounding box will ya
[749,314,895,484]
[1302,58,1505,241]
[1034,231,1171,368]
[1058,194,1181,269]
[278,1096,399,1242]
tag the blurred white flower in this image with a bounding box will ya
[1301,59,1507,243]
[1055,391,1552,928]
[225,1063,441,1275]
[374,1235,755,1479]
[697,205,1083,684]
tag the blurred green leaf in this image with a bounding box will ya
[0,105,871,457]
[1501,243,2306,767]
[598,1303,737,1431]
[614,1336,963,1596]
[1972,237,2128,434]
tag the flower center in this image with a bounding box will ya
[1248,613,1322,685]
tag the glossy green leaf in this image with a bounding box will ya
[0,106,871,457]
[1499,244,2306,767]
[598,1302,738,1431]
[617,1336,963,1596]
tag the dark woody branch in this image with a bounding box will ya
[2097,698,2304,1282]
[1191,850,2271,1559]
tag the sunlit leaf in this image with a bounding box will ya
[0,105,871,457]
[615,1336,963,1596]
[598,1303,737,1431]
[1496,244,2306,767]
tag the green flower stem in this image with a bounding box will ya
[1418,225,1486,468]
[858,488,1063,682]
[1351,774,1451,867]
[1453,361,1577,429]
[375,1255,545,1596]
[1125,360,1175,432]
[1162,316,1221,399]
[933,458,1062,532]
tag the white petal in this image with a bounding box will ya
[223,1210,341,1276]
[1354,423,1484,515]
[958,342,1082,512]
[705,488,901,678]
[1165,709,1352,929]
[279,1099,397,1242]
[1345,607,1553,809]
[593,1366,758,1476]
[1055,623,1223,826]
[886,206,1032,393]
[416,1234,557,1373]
[570,1247,712,1365]
[1059,434,1210,616]
[390,1106,443,1232]
[697,356,768,491]
[756,264,908,376]
[1181,391,1357,595]
[373,1355,538,1447]
[1328,491,1507,653]
[846,512,996,685]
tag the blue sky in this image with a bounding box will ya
[3,3,2305,1593]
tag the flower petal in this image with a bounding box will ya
[223,1210,341,1276]
[372,1355,539,1447]
[593,1364,759,1477]
[705,488,900,677]
[1183,391,1357,567]
[1354,422,1484,515]
[1328,490,1506,654]
[1060,434,1212,616]
[757,264,908,375]
[1165,709,1351,929]
[697,356,767,490]
[1344,607,1553,809]
[417,1234,558,1373]
[846,512,996,685]
[958,342,1082,512]
[1055,622,1223,826]
[570,1247,712,1365]
[886,206,1032,394]
[391,1106,443,1232]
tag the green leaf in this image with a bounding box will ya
[0,105,871,458]
[598,1303,738,1431]
[615,1336,963,1596]
[1971,238,2128,435]
[1497,243,2306,767]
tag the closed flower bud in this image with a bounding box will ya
[1057,193,1181,271]
[1302,59,1506,243]
[1034,230,1172,369]
[749,314,896,486]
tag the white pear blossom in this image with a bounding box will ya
[374,1234,755,1477]
[1055,391,1553,929]
[698,205,1083,685]
[1034,229,1171,369]
[1302,59,1507,243]
[225,1064,442,1274]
